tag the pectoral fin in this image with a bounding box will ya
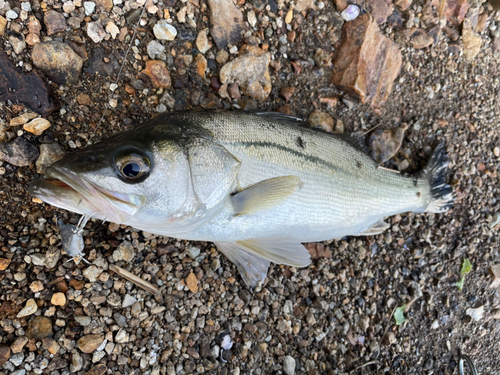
[231,176,302,216]
[358,218,390,236]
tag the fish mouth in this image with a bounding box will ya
[29,166,143,223]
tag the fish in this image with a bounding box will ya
[29,111,453,287]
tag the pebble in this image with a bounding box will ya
[74,316,92,326]
[0,137,39,167]
[382,331,396,345]
[87,22,107,43]
[78,334,104,353]
[216,50,229,64]
[0,16,7,35]
[84,1,96,15]
[153,20,177,41]
[122,294,137,308]
[466,305,484,321]
[105,21,120,39]
[283,355,296,375]
[6,10,18,20]
[9,35,26,54]
[23,118,51,136]
[368,124,408,163]
[26,316,53,340]
[196,29,210,54]
[113,241,135,262]
[36,142,65,174]
[10,337,28,354]
[51,292,67,306]
[492,309,500,320]
[44,10,66,35]
[494,147,500,157]
[186,272,199,293]
[32,41,83,85]
[147,41,165,60]
[83,265,102,282]
[280,87,295,102]
[29,280,44,292]
[410,29,434,49]
[341,4,360,21]
[44,246,61,268]
[220,46,271,100]
[308,110,334,132]
[84,364,107,375]
[490,264,500,288]
[143,60,172,89]
[0,346,11,366]
[9,352,24,366]
[188,246,201,259]
[17,300,38,319]
[208,0,245,49]
[462,18,482,62]
[0,257,10,270]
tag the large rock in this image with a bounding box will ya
[331,14,402,112]
[220,45,271,101]
[32,41,83,85]
[0,137,39,167]
[208,0,246,49]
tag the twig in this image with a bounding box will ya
[363,123,381,136]
[109,264,159,295]
[349,360,379,374]
[377,166,401,174]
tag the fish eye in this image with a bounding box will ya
[114,152,151,182]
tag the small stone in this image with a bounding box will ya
[331,13,402,112]
[382,331,396,345]
[368,124,408,163]
[87,22,107,43]
[216,50,229,64]
[438,0,469,25]
[95,0,113,12]
[196,29,210,54]
[42,338,60,354]
[494,147,500,157]
[51,292,66,306]
[9,35,26,55]
[26,316,53,340]
[366,0,393,25]
[143,60,172,89]
[410,29,434,49]
[491,309,500,319]
[84,364,107,375]
[70,352,83,372]
[10,337,28,354]
[359,316,370,331]
[0,258,10,271]
[74,316,92,326]
[36,142,65,174]
[83,265,102,282]
[341,4,360,21]
[462,18,482,62]
[44,10,66,35]
[17,299,38,318]
[208,0,246,49]
[466,305,484,321]
[280,87,295,102]
[393,0,412,11]
[26,33,40,46]
[195,53,207,79]
[78,334,104,353]
[6,10,18,20]
[220,46,271,101]
[188,246,201,259]
[153,20,177,41]
[147,41,165,60]
[77,93,91,105]
[105,21,119,39]
[283,355,296,375]
[122,294,137,308]
[83,1,96,15]
[308,111,334,132]
[186,273,199,293]
[0,346,10,365]
[0,16,7,36]
[228,83,241,99]
[0,137,39,167]
[23,118,51,136]
[489,264,500,288]
[32,41,83,85]
[115,329,129,343]
[113,241,135,262]
[63,1,76,13]
[29,280,44,292]
[295,0,316,12]
[431,319,439,329]
[44,246,60,268]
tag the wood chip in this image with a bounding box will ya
[109,264,159,295]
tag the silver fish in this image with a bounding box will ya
[29,111,453,286]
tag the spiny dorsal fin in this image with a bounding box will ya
[230,176,302,216]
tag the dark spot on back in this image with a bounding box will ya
[296,136,305,149]
[356,160,362,169]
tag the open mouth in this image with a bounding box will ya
[29,167,143,223]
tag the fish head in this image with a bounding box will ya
[29,125,198,226]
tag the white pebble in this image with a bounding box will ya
[21,2,31,11]
[341,4,360,21]
[6,9,18,19]
[83,1,96,15]
[153,20,177,41]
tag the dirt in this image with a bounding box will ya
[1,0,500,374]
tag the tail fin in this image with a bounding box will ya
[423,143,454,213]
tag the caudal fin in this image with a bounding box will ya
[423,143,454,213]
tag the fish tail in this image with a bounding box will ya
[423,143,454,213]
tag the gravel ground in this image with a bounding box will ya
[1,0,500,374]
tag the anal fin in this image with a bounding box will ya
[358,218,390,236]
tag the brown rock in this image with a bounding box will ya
[78,334,104,353]
[319,97,339,108]
[186,272,199,293]
[51,292,67,306]
[331,14,402,112]
[0,258,10,271]
[228,83,241,99]
[314,48,332,68]
[432,0,469,25]
[143,60,171,89]
[208,0,246,49]
[95,0,113,12]
[333,0,349,11]
[195,54,207,80]
[307,110,335,132]
[23,118,51,135]
[0,16,7,36]
[42,338,60,354]
[276,105,292,115]
[366,0,393,25]
[367,124,408,163]
[69,278,86,290]
[295,0,316,12]
[410,29,434,49]
[26,33,41,46]
[32,41,83,85]
[27,316,53,340]
[280,87,295,102]
[77,93,91,105]
[0,346,10,366]
[84,364,108,375]
[462,18,482,62]
[476,12,489,33]
[44,10,67,35]
[394,0,412,11]
[220,46,271,101]
[28,16,42,35]
[10,336,29,353]
[382,331,396,345]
